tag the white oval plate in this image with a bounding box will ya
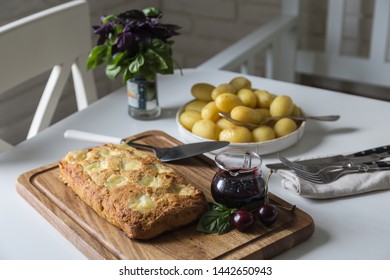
[176,101,306,155]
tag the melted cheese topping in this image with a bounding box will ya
[139,175,161,187]
[128,194,155,211]
[171,183,193,195]
[104,174,127,189]
[65,150,87,163]
[122,160,142,171]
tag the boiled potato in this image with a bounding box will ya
[216,118,236,130]
[184,77,305,144]
[179,111,201,131]
[215,93,243,112]
[255,108,271,120]
[273,118,298,138]
[254,90,274,108]
[269,95,294,117]
[192,119,220,140]
[229,76,252,90]
[252,126,275,142]
[291,104,302,117]
[211,83,237,100]
[237,89,257,108]
[191,83,215,101]
[184,100,208,112]
[219,126,252,143]
[230,106,262,125]
[201,101,220,122]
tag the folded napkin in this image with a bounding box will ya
[276,168,390,199]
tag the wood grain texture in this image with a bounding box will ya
[16,130,314,259]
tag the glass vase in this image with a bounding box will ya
[126,74,161,120]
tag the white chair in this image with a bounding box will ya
[198,0,390,91]
[0,0,97,153]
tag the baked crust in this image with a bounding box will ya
[59,143,208,239]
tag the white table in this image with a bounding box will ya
[1,68,390,259]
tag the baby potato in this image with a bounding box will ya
[229,76,252,90]
[211,83,237,100]
[237,89,257,108]
[252,126,275,142]
[191,83,215,101]
[255,108,271,119]
[184,100,208,112]
[192,119,220,140]
[254,90,274,108]
[201,101,220,122]
[215,93,243,112]
[179,111,202,131]
[273,118,298,138]
[216,118,236,130]
[269,95,294,117]
[219,126,252,143]
[230,106,262,125]
[291,104,302,117]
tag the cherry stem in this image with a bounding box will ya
[266,168,296,212]
[264,169,273,204]
[276,204,296,212]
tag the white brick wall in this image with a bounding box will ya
[0,0,386,146]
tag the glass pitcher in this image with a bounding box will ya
[211,148,265,208]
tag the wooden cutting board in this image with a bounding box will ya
[16,130,314,259]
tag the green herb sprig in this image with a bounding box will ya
[196,203,237,234]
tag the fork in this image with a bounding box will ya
[279,154,390,184]
[280,152,390,174]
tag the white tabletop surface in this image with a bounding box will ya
[1,68,390,260]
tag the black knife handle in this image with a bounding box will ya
[349,145,390,157]
[368,160,390,169]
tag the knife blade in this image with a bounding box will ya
[266,145,390,170]
[64,130,229,162]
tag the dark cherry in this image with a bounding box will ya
[232,209,255,232]
[258,203,278,226]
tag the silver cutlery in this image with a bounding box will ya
[278,154,390,184]
[219,112,340,130]
[277,152,390,174]
[64,129,230,162]
[266,145,390,170]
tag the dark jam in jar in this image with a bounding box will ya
[211,167,265,208]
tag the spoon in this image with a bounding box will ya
[219,112,340,129]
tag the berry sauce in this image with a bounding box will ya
[211,168,265,208]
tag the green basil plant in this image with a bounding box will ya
[87,7,181,83]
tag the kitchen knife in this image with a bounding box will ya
[64,129,229,162]
[266,145,390,170]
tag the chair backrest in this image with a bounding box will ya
[198,0,390,92]
[296,0,390,89]
[0,0,97,151]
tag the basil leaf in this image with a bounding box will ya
[218,220,232,234]
[87,45,107,70]
[111,51,127,66]
[143,7,161,17]
[210,202,229,212]
[197,211,221,233]
[144,48,168,70]
[197,202,237,234]
[128,54,144,73]
[102,15,117,24]
[105,64,122,80]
